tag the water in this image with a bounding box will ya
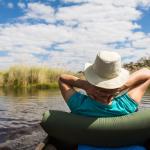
[0,88,149,150]
[0,88,70,150]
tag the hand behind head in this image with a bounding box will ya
[86,84,122,104]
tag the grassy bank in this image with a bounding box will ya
[0,57,149,90]
[0,65,76,89]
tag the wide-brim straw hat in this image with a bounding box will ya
[83,51,130,89]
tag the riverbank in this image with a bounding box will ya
[0,65,77,90]
[0,57,149,90]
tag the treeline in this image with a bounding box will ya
[123,56,150,72]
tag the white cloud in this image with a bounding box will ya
[9,52,41,64]
[21,3,55,23]
[132,36,150,48]
[63,0,150,8]
[7,2,14,9]
[0,1,150,71]
[18,2,26,9]
[0,23,69,54]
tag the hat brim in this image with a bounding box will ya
[84,63,130,89]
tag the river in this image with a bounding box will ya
[0,88,150,150]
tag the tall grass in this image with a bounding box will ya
[0,65,75,89]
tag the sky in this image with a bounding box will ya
[0,0,150,71]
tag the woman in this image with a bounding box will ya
[58,51,150,149]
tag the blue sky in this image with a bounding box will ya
[0,0,84,23]
[0,0,150,71]
[136,8,150,33]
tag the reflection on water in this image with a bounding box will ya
[0,88,70,127]
[0,88,149,149]
[0,88,70,149]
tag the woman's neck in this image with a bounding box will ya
[96,96,114,105]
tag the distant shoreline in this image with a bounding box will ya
[0,57,149,90]
[0,65,76,90]
[123,57,150,72]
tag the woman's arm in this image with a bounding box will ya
[127,78,150,103]
[123,68,150,89]
[59,74,91,90]
[59,74,119,103]
[121,68,150,104]
[58,74,92,102]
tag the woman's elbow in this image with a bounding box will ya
[141,68,150,79]
[58,74,68,82]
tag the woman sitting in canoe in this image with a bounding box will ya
[58,51,150,150]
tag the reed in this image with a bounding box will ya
[0,56,149,89]
[0,65,75,89]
